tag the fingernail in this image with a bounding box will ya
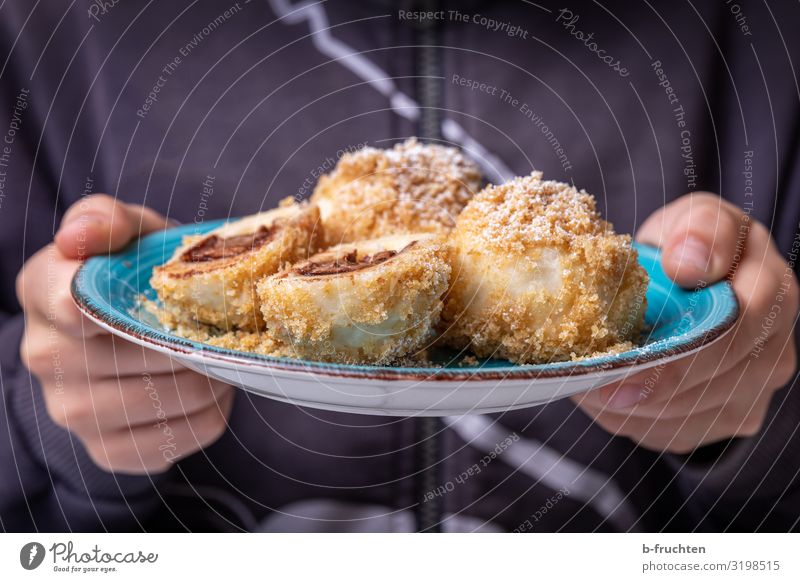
[606,384,645,409]
[671,237,710,273]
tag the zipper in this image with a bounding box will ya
[413,0,443,534]
[415,0,442,142]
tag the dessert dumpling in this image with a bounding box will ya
[151,202,321,331]
[441,172,648,364]
[311,138,482,246]
[257,233,450,364]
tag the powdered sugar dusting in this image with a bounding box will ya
[459,172,612,253]
[312,138,482,243]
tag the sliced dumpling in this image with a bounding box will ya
[257,233,450,364]
[151,202,322,331]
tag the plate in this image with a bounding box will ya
[71,221,739,416]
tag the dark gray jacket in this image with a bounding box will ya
[1,0,799,532]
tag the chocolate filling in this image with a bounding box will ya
[181,225,277,262]
[295,242,415,277]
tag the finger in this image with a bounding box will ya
[636,193,745,287]
[124,377,233,429]
[23,319,182,377]
[48,372,232,431]
[122,202,178,230]
[21,197,172,336]
[578,335,789,420]
[579,331,737,410]
[83,389,235,474]
[584,316,778,411]
[17,248,108,338]
[730,221,796,339]
[590,389,774,454]
[55,194,170,260]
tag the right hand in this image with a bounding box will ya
[17,194,234,474]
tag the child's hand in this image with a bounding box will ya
[574,193,798,453]
[18,194,234,474]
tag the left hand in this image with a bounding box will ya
[573,192,799,454]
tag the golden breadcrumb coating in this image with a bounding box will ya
[441,172,648,364]
[179,326,292,357]
[257,233,451,364]
[142,298,292,356]
[151,202,322,331]
[311,138,482,245]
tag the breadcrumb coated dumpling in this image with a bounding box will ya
[311,138,482,245]
[441,172,648,364]
[257,233,451,364]
[151,202,322,332]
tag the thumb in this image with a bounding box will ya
[54,194,172,260]
[636,193,744,288]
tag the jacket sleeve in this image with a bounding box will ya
[0,313,173,531]
[663,296,800,532]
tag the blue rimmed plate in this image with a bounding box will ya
[71,221,738,416]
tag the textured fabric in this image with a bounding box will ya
[1,0,799,532]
